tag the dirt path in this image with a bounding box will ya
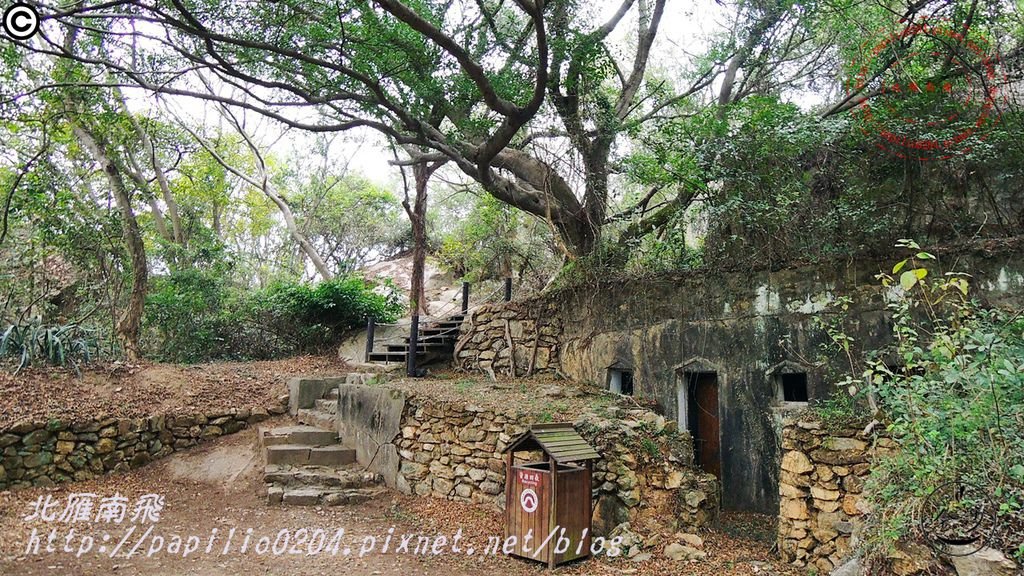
[0,427,793,576]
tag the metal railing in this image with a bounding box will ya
[364,279,516,376]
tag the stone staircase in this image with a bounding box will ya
[261,386,385,505]
[367,313,464,365]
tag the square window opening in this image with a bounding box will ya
[608,369,634,396]
[780,373,809,403]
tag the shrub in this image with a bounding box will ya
[823,241,1024,563]
[144,272,404,362]
[0,322,95,374]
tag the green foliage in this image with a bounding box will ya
[144,272,404,362]
[640,437,660,459]
[824,243,1024,561]
[0,322,95,374]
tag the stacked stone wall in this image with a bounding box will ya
[454,301,563,377]
[391,393,718,534]
[0,402,286,490]
[777,417,896,572]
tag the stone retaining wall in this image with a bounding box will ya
[387,392,718,534]
[0,402,287,490]
[777,417,895,572]
[454,301,563,377]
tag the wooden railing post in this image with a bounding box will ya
[461,281,470,314]
[504,277,512,302]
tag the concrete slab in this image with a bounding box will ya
[266,444,311,466]
[308,446,355,466]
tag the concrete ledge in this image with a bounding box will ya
[287,377,346,415]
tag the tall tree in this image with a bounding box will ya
[26,0,683,258]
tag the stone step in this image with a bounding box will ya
[266,444,355,466]
[261,425,338,447]
[268,485,387,506]
[314,399,338,414]
[324,387,340,400]
[263,464,382,489]
[296,408,337,431]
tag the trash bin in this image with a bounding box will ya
[502,423,600,568]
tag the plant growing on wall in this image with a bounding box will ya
[820,240,1024,565]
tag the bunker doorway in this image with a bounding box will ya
[680,371,721,479]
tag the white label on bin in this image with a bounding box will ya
[520,488,538,513]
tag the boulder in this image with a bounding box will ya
[948,546,1019,576]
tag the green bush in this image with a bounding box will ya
[144,272,404,362]
[823,242,1024,563]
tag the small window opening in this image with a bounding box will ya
[780,372,809,403]
[608,369,634,396]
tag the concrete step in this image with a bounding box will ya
[367,351,427,363]
[261,425,337,447]
[296,408,337,431]
[386,342,453,353]
[314,398,338,414]
[263,464,383,489]
[268,485,387,506]
[324,387,340,400]
[266,444,355,466]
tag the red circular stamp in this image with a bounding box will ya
[847,18,1006,161]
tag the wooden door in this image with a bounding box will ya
[689,373,720,478]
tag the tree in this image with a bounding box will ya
[26,0,682,258]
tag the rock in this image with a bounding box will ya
[22,429,51,446]
[664,542,705,561]
[631,552,653,563]
[781,498,810,520]
[948,546,1019,576]
[56,441,76,454]
[782,451,814,474]
[663,542,687,561]
[676,533,703,548]
[842,494,865,516]
[825,437,867,451]
[684,490,707,508]
[479,480,502,495]
[780,483,806,498]
[665,470,685,489]
[889,542,936,576]
[830,557,861,576]
[593,494,629,536]
[23,452,53,468]
[95,438,116,454]
[811,486,841,501]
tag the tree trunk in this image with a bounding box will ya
[406,162,438,315]
[262,187,334,281]
[72,124,147,362]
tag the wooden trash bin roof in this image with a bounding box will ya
[503,423,600,463]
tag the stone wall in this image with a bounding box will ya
[777,417,896,572]
[454,300,563,377]
[0,402,287,490]
[334,384,719,535]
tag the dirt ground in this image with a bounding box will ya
[0,425,796,576]
[0,356,351,428]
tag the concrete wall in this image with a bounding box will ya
[454,246,1024,513]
